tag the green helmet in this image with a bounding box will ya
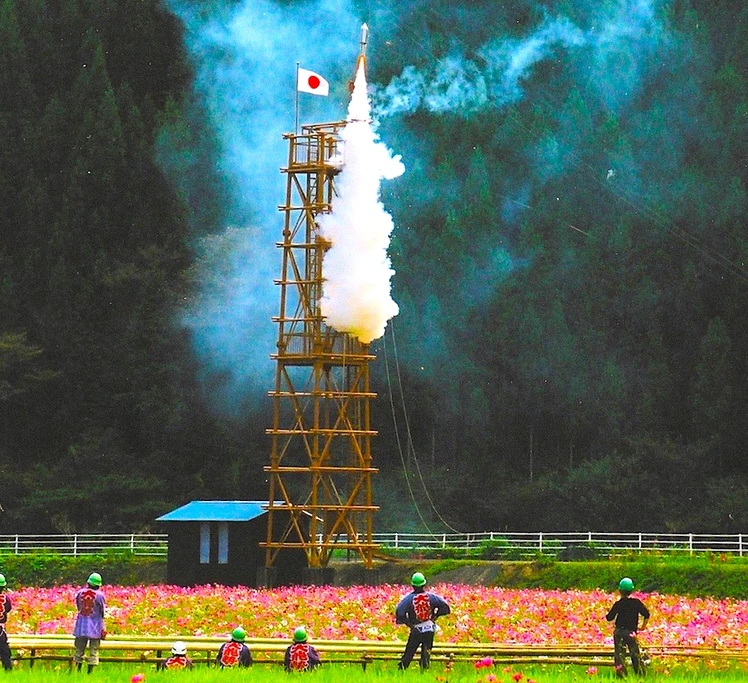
[294,626,308,643]
[0,574,6,587]
[619,577,635,592]
[231,627,247,642]
[411,572,427,587]
[87,572,102,587]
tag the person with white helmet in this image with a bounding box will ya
[162,640,193,669]
[605,577,650,677]
[395,571,451,670]
[216,626,252,668]
[284,626,321,672]
[73,572,106,673]
[0,574,12,671]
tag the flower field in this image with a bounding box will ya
[7,584,748,649]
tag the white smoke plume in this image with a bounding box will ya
[372,0,664,117]
[318,59,404,344]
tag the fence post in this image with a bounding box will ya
[638,533,642,550]
[14,535,19,555]
[131,534,135,553]
[73,535,78,557]
[442,534,446,549]
[740,534,743,557]
[394,533,399,550]
[688,533,693,556]
[539,532,543,553]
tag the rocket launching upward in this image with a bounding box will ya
[318,30,403,344]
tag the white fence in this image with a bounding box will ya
[1,531,747,557]
[0,534,167,556]
[369,531,748,556]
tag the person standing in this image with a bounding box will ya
[216,627,252,668]
[606,577,650,677]
[0,574,12,671]
[73,572,106,674]
[284,626,321,672]
[395,571,451,670]
[162,641,194,670]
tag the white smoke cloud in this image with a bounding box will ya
[318,60,404,344]
[371,0,666,117]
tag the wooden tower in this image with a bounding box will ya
[262,121,379,575]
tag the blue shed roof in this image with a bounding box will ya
[156,500,285,523]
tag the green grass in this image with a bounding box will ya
[7,661,748,682]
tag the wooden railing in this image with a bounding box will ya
[7,634,748,669]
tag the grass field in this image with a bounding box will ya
[7,660,748,683]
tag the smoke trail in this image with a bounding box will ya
[160,0,361,410]
[372,0,666,117]
[318,60,403,343]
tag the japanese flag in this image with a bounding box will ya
[297,67,329,96]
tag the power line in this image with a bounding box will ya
[382,327,435,534]
[385,321,461,534]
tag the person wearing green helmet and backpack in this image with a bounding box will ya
[0,574,12,671]
[284,626,321,671]
[73,572,106,673]
[395,571,451,670]
[606,577,650,677]
[216,626,253,668]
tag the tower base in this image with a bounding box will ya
[256,566,279,589]
[302,568,336,586]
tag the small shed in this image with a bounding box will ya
[156,500,307,587]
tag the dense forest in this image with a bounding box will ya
[1,0,747,534]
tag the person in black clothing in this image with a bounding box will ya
[606,577,650,677]
[0,574,11,671]
[284,626,321,672]
[216,627,253,668]
[395,572,451,671]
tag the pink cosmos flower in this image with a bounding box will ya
[8,583,748,653]
[475,657,494,669]
[131,674,145,683]
[587,666,598,675]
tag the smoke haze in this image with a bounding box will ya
[159,0,707,408]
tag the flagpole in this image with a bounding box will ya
[294,61,300,135]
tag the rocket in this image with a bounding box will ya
[358,23,369,72]
[349,23,369,92]
[360,23,369,58]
